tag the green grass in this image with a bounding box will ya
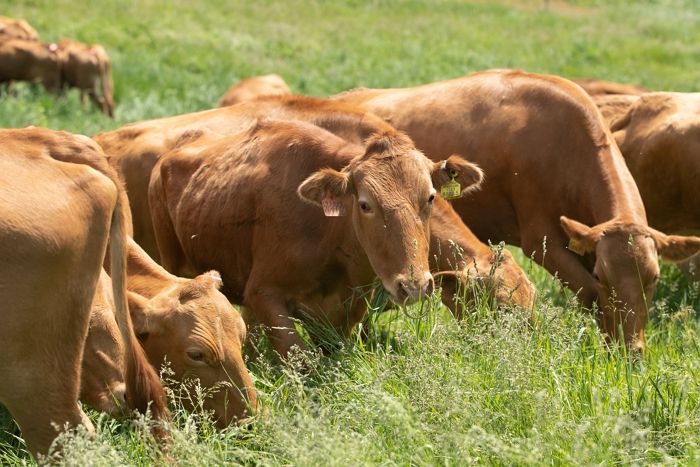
[3,0,700,464]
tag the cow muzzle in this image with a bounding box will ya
[392,271,434,305]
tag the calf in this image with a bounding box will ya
[0,128,167,457]
[0,39,60,92]
[0,16,39,42]
[57,38,114,117]
[148,119,482,357]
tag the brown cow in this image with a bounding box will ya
[0,39,61,92]
[0,128,167,457]
[332,69,700,352]
[81,238,257,426]
[57,38,114,117]
[148,119,482,357]
[219,73,292,107]
[595,93,700,278]
[572,78,649,97]
[0,16,39,42]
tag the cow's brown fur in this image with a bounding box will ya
[219,73,292,107]
[0,128,167,457]
[0,16,39,42]
[147,119,481,357]
[572,78,649,97]
[333,69,700,351]
[57,38,114,117]
[0,39,60,92]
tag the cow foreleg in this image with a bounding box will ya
[243,287,308,359]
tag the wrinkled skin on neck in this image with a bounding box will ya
[131,273,256,427]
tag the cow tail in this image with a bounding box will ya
[108,190,170,430]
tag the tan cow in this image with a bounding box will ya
[0,128,167,457]
[332,69,700,352]
[80,238,257,426]
[0,16,39,42]
[57,38,114,117]
[219,73,292,107]
[148,119,482,357]
[0,39,61,92]
[572,78,649,97]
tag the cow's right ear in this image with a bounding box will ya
[128,291,159,339]
[298,168,350,216]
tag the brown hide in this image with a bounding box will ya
[0,39,61,91]
[0,128,166,458]
[0,16,39,42]
[572,78,649,97]
[57,38,114,117]
[332,69,700,352]
[147,120,481,357]
[219,73,292,107]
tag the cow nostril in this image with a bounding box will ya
[397,281,408,300]
[424,277,435,296]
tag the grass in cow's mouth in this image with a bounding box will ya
[3,0,700,464]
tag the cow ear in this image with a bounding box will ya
[650,229,700,263]
[298,168,350,216]
[432,155,484,200]
[127,291,158,338]
[560,216,601,255]
[179,271,223,302]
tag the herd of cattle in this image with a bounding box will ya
[2,15,700,461]
[0,16,114,116]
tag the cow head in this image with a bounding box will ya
[80,271,127,417]
[299,131,483,305]
[129,271,256,427]
[560,216,700,352]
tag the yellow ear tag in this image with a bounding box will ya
[440,170,461,200]
[568,238,586,256]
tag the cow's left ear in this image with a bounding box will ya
[431,155,484,199]
[298,168,350,216]
[650,229,700,262]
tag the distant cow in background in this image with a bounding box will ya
[0,39,61,92]
[58,38,114,117]
[0,16,39,42]
[219,73,292,107]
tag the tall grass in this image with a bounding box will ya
[2,0,700,464]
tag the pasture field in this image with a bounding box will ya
[2,0,700,464]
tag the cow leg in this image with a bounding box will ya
[521,233,597,307]
[243,286,307,358]
[79,90,88,108]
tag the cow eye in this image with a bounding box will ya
[592,272,600,282]
[186,349,206,363]
[137,332,150,343]
[359,201,372,213]
[428,193,436,204]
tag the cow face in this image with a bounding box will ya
[129,271,256,427]
[299,132,483,305]
[561,216,700,352]
[80,271,127,417]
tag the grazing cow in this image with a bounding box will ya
[57,38,114,117]
[0,16,39,42]
[148,119,482,357]
[219,73,292,107]
[332,69,700,351]
[0,39,61,92]
[81,238,257,426]
[572,78,649,97]
[94,96,534,315]
[0,128,167,457]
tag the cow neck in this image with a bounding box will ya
[333,217,376,289]
[125,242,178,299]
[573,142,648,227]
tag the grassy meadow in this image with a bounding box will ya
[3,0,700,464]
